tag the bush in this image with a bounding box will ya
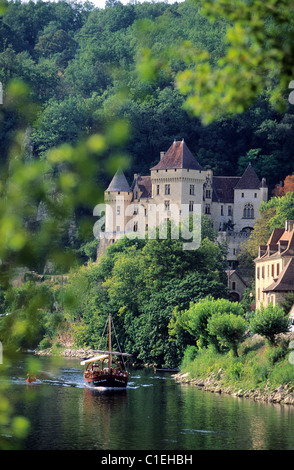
[250,303,290,345]
[207,313,248,357]
[181,345,198,368]
[229,360,244,380]
[38,337,52,350]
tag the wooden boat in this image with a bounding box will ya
[81,314,131,388]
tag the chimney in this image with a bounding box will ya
[160,151,165,161]
[285,220,294,232]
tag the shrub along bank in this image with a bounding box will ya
[174,334,294,404]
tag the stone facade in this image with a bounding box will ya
[226,269,248,302]
[103,140,268,265]
[255,220,294,310]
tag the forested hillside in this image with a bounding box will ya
[1,0,293,189]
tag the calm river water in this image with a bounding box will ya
[3,354,294,450]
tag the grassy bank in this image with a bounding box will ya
[178,334,294,397]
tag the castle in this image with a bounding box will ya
[102,139,268,268]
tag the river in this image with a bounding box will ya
[2,354,294,450]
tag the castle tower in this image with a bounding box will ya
[233,163,268,232]
[104,168,132,241]
[150,140,206,223]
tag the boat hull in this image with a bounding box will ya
[84,372,129,388]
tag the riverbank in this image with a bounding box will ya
[33,335,294,405]
[173,334,294,406]
[173,370,294,405]
[33,347,104,359]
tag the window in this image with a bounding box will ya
[221,205,224,216]
[232,281,236,290]
[257,267,260,279]
[190,184,194,195]
[277,264,280,276]
[243,203,254,219]
[189,201,194,212]
[272,264,274,277]
[165,184,170,195]
[205,204,211,214]
[228,205,232,216]
[254,193,257,198]
[205,189,211,198]
[262,266,265,279]
[117,205,120,215]
[133,222,138,232]
[241,193,244,198]
[164,200,170,211]
[156,185,160,195]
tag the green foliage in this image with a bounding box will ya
[0,0,294,449]
[173,297,245,352]
[0,0,291,192]
[181,345,198,369]
[259,192,294,233]
[207,313,247,357]
[250,303,290,345]
[180,335,294,391]
[60,231,227,367]
[176,0,294,124]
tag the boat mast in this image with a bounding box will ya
[109,314,112,370]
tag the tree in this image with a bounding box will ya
[173,297,245,351]
[175,0,294,124]
[273,174,294,197]
[261,192,294,233]
[250,303,290,346]
[237,205,276,273]
[207,313,247,357]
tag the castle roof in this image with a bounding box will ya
[234,163,262,190]
[263,258,294,292]
[150,140,204,171]
[137,175,152,198]
[131,175,152,198]
[106,169,131,192]
[211,164,263,203]
[212,176,240,203]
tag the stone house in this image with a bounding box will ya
[255,220,294,310]
[226,269,248,302]
[103,139,268,264]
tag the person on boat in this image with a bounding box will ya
[26,372,37,383]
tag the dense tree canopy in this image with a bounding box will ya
[0,0,292,195]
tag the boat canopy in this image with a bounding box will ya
[80,354,109,365]
[95,349,132,356]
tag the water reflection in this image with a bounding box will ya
[5,356,294,450]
